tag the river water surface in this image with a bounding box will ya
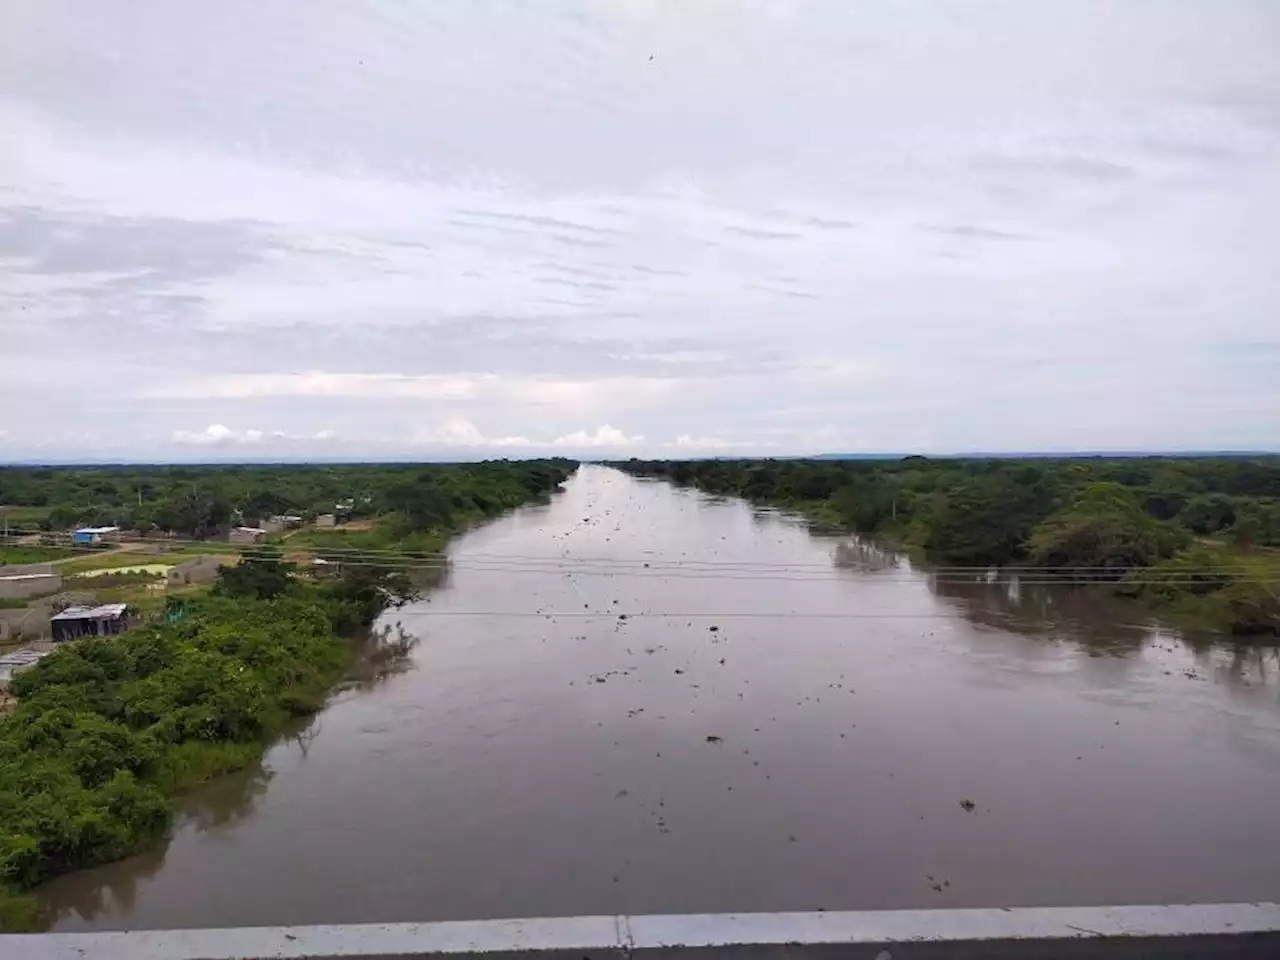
[38,466,1280,929]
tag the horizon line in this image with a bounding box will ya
[2,448,1279,468]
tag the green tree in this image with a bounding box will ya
[923,471,1059,565]
[1181,494,1238,535]
[1028,483,1187,577]
[211,550,297,601]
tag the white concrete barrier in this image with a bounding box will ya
[9,904,1280,960]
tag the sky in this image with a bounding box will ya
[2,0,1279,461]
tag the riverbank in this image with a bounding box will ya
[0,562,398,931]
[1,460,583,933]
[762,499,1278,639]
[614,458,1280,640]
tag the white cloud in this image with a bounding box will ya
[171,424,339,446]
[668,434,769,451]
[172,424,263,445]
[411,418,532,448]
[408,419,644,450]
[141,371,676,414]
[553,425,643,448]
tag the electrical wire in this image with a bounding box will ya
[378,610,1167,622]
[7,526,1275,573]
[6,530,1278,585]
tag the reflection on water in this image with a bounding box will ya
[337,621,423,693]
[829,531,1279,696]
[180,759,276,833]
[833,538,903,574]
[35,466,1280,930]
[37,836,173,929]
[35,735,283,928]
[406,561,451,594]
[920,559,1280,695]
[930,571,1154,656]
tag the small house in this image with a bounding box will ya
[0,648,50,689]
[311,557,341,579]
[50,603,130,642]
[229,526,267,544]
[256,514,303,533]
[167,556,222,586]
[72,525,121,544]
[315,514,336,528]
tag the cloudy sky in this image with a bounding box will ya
[2,1,1278,461]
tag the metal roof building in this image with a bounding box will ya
[0,648,50,687]
[50,602,130,642]
[72,525,122,543]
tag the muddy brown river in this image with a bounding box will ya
[36,466,1280,929]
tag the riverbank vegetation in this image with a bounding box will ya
[0,459,578,931]
[0,555,413,930]
[0,460,577,544]
[288,460,576,554]
[0,461,576,638]
[613,457,1280,638]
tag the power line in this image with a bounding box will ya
[9,526,1276,575]
[276,556,1280,587]
[7,531,1277,585]
[382,609,1167,622]
[11,557,1279,586]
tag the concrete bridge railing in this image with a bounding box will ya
[10,903,1280,959]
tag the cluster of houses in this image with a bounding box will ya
[229,505,353,543]
[60,497,367,547]
[0,551,235,689]
[0,602,132,690]
[2,499,371,690]
[229,513,305,543]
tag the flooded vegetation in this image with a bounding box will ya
[35,467,1280,930]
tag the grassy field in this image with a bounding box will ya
[0,596,57,610]
[286,526,448,554]
[0,546,80,565]
[51,549,162,575]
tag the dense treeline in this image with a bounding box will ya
[613,457,1280,637]
[0,460,577,541]
[0,556,413,930]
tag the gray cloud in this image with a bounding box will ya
[0,207,274,279]
[802,217,858,231]
[723,226,803,241]
[925,224,1038,242]
[969,154,1137,183]
[453,209,622,236]
[2,0,1279,459]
